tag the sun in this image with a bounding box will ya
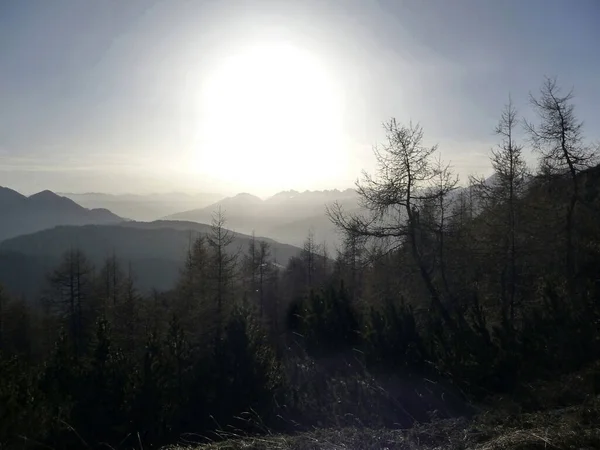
[193,41,346,194]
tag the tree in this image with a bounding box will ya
[96,255,138,355]
[241,236,276,322]
[287,282,359,353]
[176,234,210,345]
[118,264,141,358]
[320,240,330,279]
[443,178,480,301]
[0,285,6,352]
[215,304,282,424]
[328,119,456,325]
[302,229,321,289]
[76,316,129,442]
[180,234,210,301]
[46,249,95,358]
[206,208,238,341]
[421,156,459,298]
[0,288,32,358]
[98,253,123,310]
[164,313,191,412]
[242,231,259,306]
[257,240,271,318]
[525,77,597,282]
[336,229,367,303]
[133,328,167,441]
[474,96,529,323]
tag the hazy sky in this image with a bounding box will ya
[1,0,599,196]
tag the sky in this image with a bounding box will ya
[1,0,599,197]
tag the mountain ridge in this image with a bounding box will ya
[164,188,361,247]
[0,187,123,242]
[58,190,226,221]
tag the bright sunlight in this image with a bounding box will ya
[194,41,346,193]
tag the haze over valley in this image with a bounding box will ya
[0,184,361,298]
[58,188,364,247]
[59,191,224,221]
[0,186,309,298]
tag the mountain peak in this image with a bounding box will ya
[226,193,263,203]
[233,192,262,199]
[0,186,26,198]
[0,187,27,208]
[272,189,300,196]
[1,187,123,242]
[27,190,83,210]
[29,189,61,200]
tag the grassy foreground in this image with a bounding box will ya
[165,364,600,450]
[165,402,600,450]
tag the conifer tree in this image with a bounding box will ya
[526,77,597,282]
[47,249,95,358]
[328,120,456,326]
[206,208,237,341]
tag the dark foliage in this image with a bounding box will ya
[286,282,359,354]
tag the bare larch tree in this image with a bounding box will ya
[327,119,457,325]
[525,77,597,282]
[474,96,528,324]
[206,207,237,341]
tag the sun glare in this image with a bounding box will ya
[194,41,346,193]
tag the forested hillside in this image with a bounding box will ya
[0,220,300,298]
[1,79,600,449]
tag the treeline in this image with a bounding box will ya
[0,213,288,447]
[1,77,600,448]
[322,78,600,393]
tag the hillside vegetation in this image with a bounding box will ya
[0,221,300,297]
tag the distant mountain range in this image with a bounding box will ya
[59,191,224,221]
[161,180,505,248]
[0,220,301,299]
[52,188,364,248]
[0,185,360,299]
[166,189,363,248]
[0,181,497,299]
[0,187,123,242]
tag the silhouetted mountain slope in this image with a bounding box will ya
[266,213,345,248]
[0,221,302,298]
[0,187,123,242]
[167,192,263,224]
[120,220,301,260]
[0,187,26,209]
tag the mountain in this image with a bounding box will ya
[0,220,302,299]
[167,193,264,225]
[60,192,225,221]
[267,212,347,248]
[0,187,123,242]
[166,189,362,248]
[165,182,515,248]
[0,186,26,209]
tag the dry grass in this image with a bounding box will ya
[164,363,600,450]
[163,395,600,450]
